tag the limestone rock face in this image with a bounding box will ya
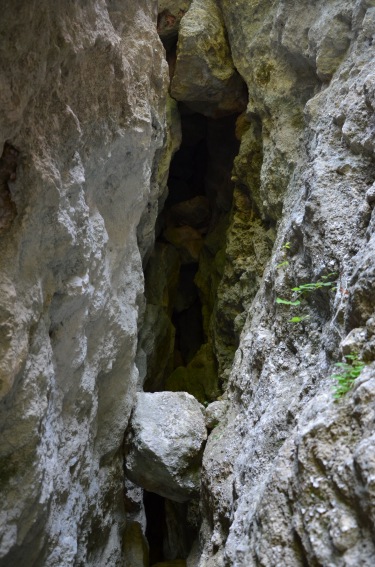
[0,1,169,565]
[124,392,207,503]
[197,1,375,566]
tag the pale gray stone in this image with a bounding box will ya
[0,2,169,565]
[204,400,227,430]
[125,392,207,503]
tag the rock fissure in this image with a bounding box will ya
[1,1,375,566]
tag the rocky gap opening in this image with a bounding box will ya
[143,490,198,565]
[144,491,166,565]
[141,104,240,397]
[137,102,241,564]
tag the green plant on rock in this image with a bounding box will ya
[288,315,310,323]
[331,354,366,399]
[290,273,337,294]
[276,273,337,323]
[275,298,301,306]
[276,242,291,268]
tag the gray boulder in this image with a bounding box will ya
[124,392,207,502]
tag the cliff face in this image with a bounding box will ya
[1,1,375,566]
[0,2,169,565]
[198,1,375,566]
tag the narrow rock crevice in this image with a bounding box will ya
[144,491,198,565]
[139,104,241,403]
[129,4,271,563]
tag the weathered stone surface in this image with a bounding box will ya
[163,499,198,561]
[138,303,176,390]
[2,0,375,565]
[212,187,274,376]
[196,1,375,566]
[158,0,193,49]
[0,1,169,565]
[203,400,227,430]
[137,95,182,263]
[123,522,149,567]
[137,243,180,390]
[124,392,207,503]
[171,0,247,117]
[186,540,201,567]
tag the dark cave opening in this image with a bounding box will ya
[135,101,243,560]
[144,490,198,565]
[144,491,166,565]
[172,263,204,366]
[141,103,242,399]
[147,104,240,387]
[162,109,209,368]
[140,105,241,562]
[165,113,208,207]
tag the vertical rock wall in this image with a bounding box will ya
[0,2,169,565]
[133,1,375,564]
[197,0,375,566]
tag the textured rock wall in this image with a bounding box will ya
[197,0,375,566]
[134,2,375,564]
[0,2,169,565]
[2,0,375,565]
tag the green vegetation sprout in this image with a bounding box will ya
[331,354,366,399]
[276,272,337,323]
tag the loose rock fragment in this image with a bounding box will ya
[125,392,207,502]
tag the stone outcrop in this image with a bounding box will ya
[195,1,375,566]
[124,392,207,503]
[0,2,169,565]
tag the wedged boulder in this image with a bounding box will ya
[124,392,207,502]
[158,1,192,49]
[170,0,247,117]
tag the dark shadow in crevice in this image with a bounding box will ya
[144,490,198,564]
[144,491,166,565]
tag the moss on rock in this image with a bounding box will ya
[165,343,220,403]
